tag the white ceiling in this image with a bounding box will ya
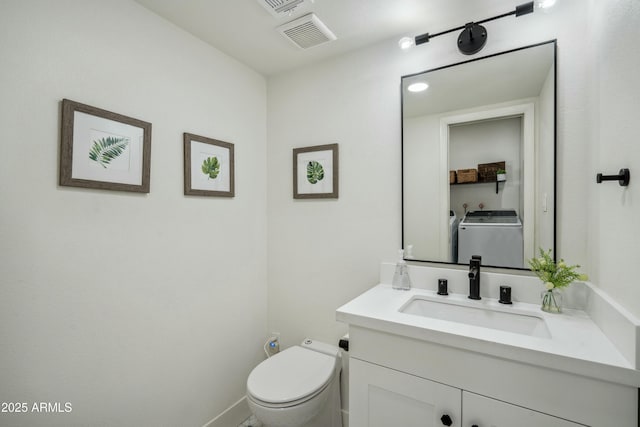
[403,42,555,117]
[134,0,525,76]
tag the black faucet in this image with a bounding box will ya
[468,255,482,300]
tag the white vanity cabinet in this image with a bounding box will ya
[337,280,640,427]
[346,325,637,426]
[350,358,583,427]
[463,391,583,427]
[350,358,461,427]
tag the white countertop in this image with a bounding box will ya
[337,284,640,388]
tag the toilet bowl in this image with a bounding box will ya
[246,339,343,427]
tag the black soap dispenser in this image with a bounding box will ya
[499,285,513,304]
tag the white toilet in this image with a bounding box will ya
[246,339,343,427]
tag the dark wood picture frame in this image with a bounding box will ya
[183,133,235,197]
[59,99,152,193]
[293,143,339,199]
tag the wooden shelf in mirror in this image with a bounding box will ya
[450,179,505,194]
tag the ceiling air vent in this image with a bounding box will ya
[257,0,306,18]
[277,13,337,49]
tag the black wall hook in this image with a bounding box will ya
[596,168,630,186]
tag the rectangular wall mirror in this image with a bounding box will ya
[402,40,556,269]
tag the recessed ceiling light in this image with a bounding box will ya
[408,82,429,92]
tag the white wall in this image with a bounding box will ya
[0,1,267,426]
[267,42,407,350]
[536,65,556,253]
[587,0,640,316]
[267,0,592,351]
[403,114,443,260]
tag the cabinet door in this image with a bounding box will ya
[463,391,586,427]
[350,358,462,427]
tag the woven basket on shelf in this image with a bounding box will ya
[456,168,478,183]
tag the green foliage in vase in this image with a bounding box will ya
[201,156,220,179]
[306,160,324,184]
[528,248,588,289]
[88,136,129,168]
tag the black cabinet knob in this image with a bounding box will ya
[440,414,453,426]
[472,425,479,427]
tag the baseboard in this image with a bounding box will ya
[203,395,347,427]
[202,396,251,427]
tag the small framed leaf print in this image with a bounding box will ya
[293,143,338,199]
[183,133,235,197]
[60,99,151,193]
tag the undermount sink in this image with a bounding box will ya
[399,296,551,338]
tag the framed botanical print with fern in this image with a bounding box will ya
[293,143,339,199]
[183,133,235,197]
[59,99,152,193]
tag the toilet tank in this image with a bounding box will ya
[301,338,340,359]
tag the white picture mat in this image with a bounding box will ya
[297,149,334,194]
[71,111,144,185]
[190,140,231,192]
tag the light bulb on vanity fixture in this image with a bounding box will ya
[398,36,415,50]
[398,1,552,55]
[535,0,557,9]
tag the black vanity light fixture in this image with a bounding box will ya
[399,1,552,55]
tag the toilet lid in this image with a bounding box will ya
[247,346,335,404]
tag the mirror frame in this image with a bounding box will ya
[401,40,557,270]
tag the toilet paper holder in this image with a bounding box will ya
[596,168,630,187]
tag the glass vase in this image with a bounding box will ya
[541,288,563,313]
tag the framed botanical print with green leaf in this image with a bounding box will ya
[183,133,235,197]
[293,143,339,199]
[60,99,152,193]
